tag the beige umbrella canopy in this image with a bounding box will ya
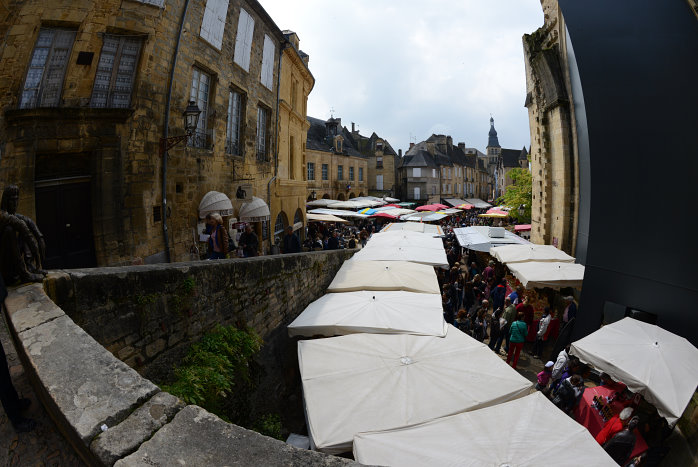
[238,196,270,222]
[198,191,233,218]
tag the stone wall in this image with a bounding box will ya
[3,279,358,466]
[45,250,355,377]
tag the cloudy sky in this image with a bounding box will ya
[260,0,543,155]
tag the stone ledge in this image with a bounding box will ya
[114,405,359,467]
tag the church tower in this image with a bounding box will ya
[486,116,502,167]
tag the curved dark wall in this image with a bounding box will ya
[559,0,698,345]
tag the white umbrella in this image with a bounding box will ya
[366,231,444,251]
[490,244,576,264]
[287,291,447,337]
[571,317,698,425]
[306,199,341,207]
[306,213,349,223]
[308,208,368,219]
[382,196,400,203]
[298,326,532,454]
[353,392,616,467]
[506,261,585,289]
[454,226,531,252]
[352,245,449,268]
[327,260,440,294]
[198,191,233,218]
[380,222,444,235]
[238,196,270,222]
[328,200,373,209]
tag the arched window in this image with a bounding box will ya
[274,211,288,239]
[349,192,356,199]
[293,208,304,241]
[337,193,345,201]
[322,193,330,199]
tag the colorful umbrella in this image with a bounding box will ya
[455,203,474,210]
[433,203,449,209]
[359,208,377,215]
[369,212,397,219]
[416,205,440,211]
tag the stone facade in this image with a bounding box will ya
[0,0,311,266]
[305,116,368,201]
[523,0,579,254]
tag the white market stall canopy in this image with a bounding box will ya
[454,226,531,252]
[352,245,449,268]
[308,208,367,219]
[328,200,380,209]
[306,213,349,223]
[571,318,698,425]
[366,231,444,251]
[327,260,440,294]
[381,222,444,235]
[373,207,416,216]
[401,212,449,222]
[490,244,576,264]
[306,199,340,207]
[353,392,616,467]
[198,191,233,218]
[506,261,585,289]
[298,326,532,454]
[464,198,492,209]
[443,198,470,207]
[287,291,447,338]
[238,196,270,222]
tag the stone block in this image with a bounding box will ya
[16,314,158,444]
[90,391,184,466]
[144,338,166,358]
[114,405,359,467]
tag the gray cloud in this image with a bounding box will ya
[260,0,543,153]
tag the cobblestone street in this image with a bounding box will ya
[0,313,85,467]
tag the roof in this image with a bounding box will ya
[488,117,501,148]
[519,146,528,160]
[500,148,522,168]
[306,116,366,158]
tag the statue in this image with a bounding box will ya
[0,185,46,284]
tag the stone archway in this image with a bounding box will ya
[358,192,364,197]
[322,193,330,199]
[349,192,356,199]
[337,193,345,201]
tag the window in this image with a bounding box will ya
[274,211,287,239]
[91,35,142,109]
[414,187,420,199]
[20,28,76,109]
[376,156,383,169]
[337,165,343,180]
[322,164,328,180]
[376,175,383,190]
[349,166,354,180]
[226,90,243,155]
[307,162,315,180]
[412,167,421,177]
[432,186,436,195]
[260,34,275,90]
[189,68,211,148]
[432,169,436,178]
[234,8,255,71]
[200,0,229,49]
[291,79,298,109]
[289,135,295,179]
[256,106,269,160]
[358,167,363,181]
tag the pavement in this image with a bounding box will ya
[0,312,85,467]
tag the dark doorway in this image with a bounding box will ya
[35,180,96,269]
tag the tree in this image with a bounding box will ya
[496,168,532,223]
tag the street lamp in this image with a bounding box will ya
[159,100,201,155]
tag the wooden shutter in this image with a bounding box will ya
[200,0,229,50]
[261,34,274,89]
[234,8,255,71]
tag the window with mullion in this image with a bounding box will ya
[20,28,76,109]
[307,162,315,180]
[226,90,243,155]
[91,35,142,108]
[256,106,269,160]
[349,166,354,180]
[189,68,210,148]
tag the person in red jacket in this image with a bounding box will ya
[596,407,634,445]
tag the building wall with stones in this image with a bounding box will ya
[523,0,580,254]
[0,0,309,266]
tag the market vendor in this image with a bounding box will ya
[596,407,634,445]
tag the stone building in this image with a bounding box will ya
[347,124,399,199]
[522,0,580,253]
[398,134,491,205]
[485,116,529,201]
[0,0,312,266]
[305,116,368,201]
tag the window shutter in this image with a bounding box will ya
[234,8,255,71]
[201,0,229,50]
[261,34,275,89]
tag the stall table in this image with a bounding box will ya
[574,385,648,460]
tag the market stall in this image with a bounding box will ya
[351,244,449,268]
[298,326,532,454]
[380,222,444,235]
[353,392,616,467]
[505,261,585,290]
[570,317,698,425]
[489,244,575,264]
[366,230,444,250]
[287,290,447,338]
[327,260,440,294]
[454,226,531,252]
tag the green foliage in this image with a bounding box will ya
[162,325,263,416]
[252,413,283,440]
[497,168,532,223]
[181,276,196,295]
[136,293,158,306]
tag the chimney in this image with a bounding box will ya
[409,142,415,149]
[426,142,435,155]
[351,122,355,133]
[458,142,465,150]
[398,149,402,157]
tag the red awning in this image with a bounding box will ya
[514,224,532,232]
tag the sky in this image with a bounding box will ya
[259,0,544,155]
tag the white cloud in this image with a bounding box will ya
[260,0,542,153]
